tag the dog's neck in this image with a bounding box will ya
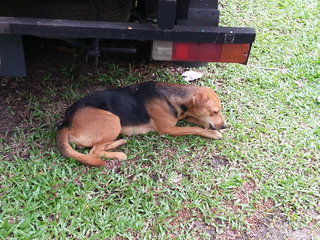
[155,83,197,120]
[172,96,194,120]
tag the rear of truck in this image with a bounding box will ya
[0,0,256,76]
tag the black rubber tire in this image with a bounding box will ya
[0,0,132,22]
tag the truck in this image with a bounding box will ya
[0,0,256,77]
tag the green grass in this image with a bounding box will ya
[1,0,320,239]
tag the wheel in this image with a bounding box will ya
[0,0,132,22]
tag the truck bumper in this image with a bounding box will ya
[0,17,255,76]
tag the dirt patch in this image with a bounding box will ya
[206,154,229,169]
[247,216,320,240]
[168,207,217,238]
[0,107,21,135]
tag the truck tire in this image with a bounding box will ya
[0,0,132,22]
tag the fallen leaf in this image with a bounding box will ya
[181,70,207,82]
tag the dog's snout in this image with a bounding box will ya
[209,122,227,130]
[220,123,227,129]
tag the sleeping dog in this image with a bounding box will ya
[57,81,226,167]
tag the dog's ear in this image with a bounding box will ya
[192,93,208,108]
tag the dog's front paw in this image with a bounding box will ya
[114,152,128,160]
[207,130,222,139]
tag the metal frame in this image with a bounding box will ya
[0,17,255,44]
[176,0,220,26]
[157,0,177,29]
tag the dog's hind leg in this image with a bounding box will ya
[89,139,127,160]
[104,139,127,150]
[64,107,126,167]
[89,143,127,160]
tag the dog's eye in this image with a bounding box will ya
[212,111,219,115]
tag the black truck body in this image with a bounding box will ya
[0,0,256,76]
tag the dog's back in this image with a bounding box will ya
[60,81,160,129]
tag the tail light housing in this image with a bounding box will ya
[152,41,251,64]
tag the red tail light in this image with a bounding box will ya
[172,42,223,62]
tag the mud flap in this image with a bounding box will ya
[0,34,26,77]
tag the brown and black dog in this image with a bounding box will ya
[57,81,226,167]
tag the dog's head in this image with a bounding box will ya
[188,88,226,130]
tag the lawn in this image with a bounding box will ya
[0,0,319,239]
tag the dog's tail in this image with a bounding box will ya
[56,127,107,167]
